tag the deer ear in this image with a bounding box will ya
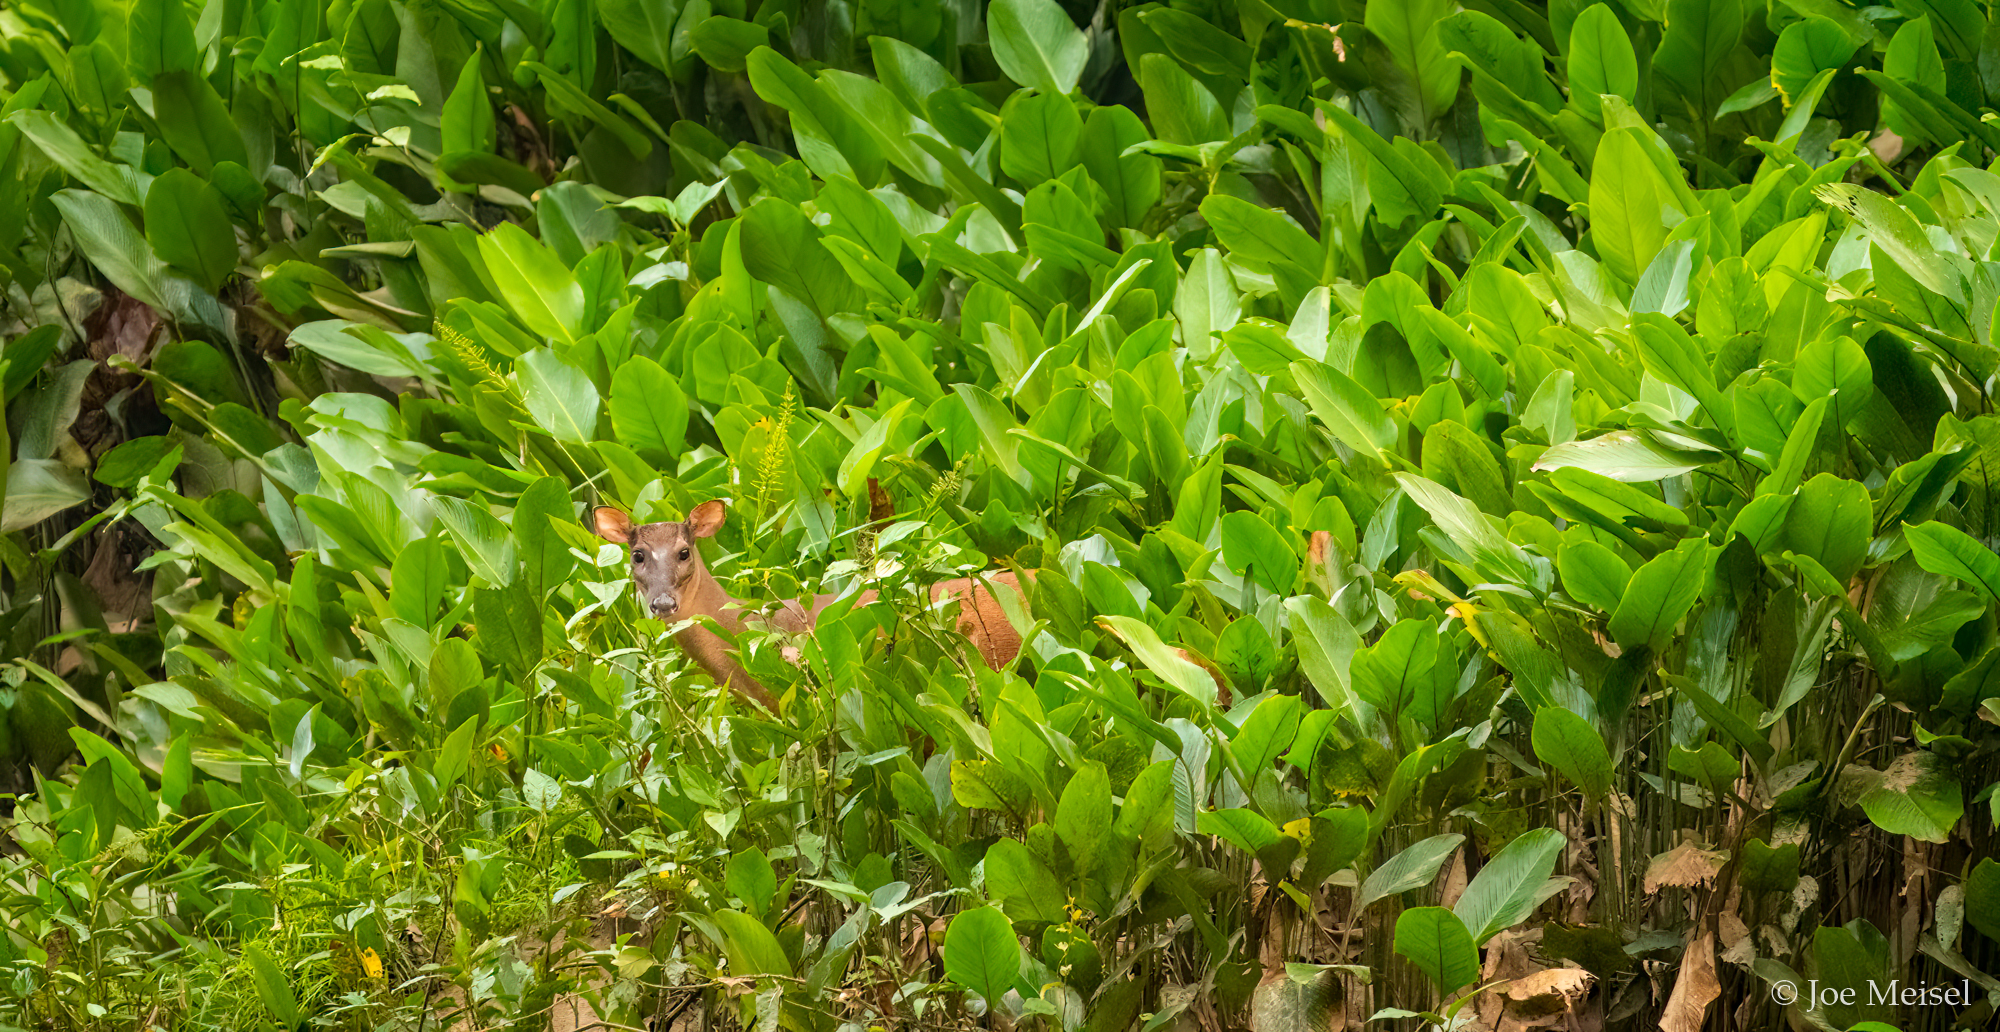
[687,499,727,538]
[591,506,633,543]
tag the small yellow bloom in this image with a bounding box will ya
[360,948,383,979]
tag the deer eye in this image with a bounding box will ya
[632,550,647,564]
[678,548,691,561]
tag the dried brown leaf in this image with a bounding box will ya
[1659,932,1720,1032]
[1644,843,1725,895]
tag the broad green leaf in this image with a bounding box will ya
[151,71,249,174]
[1291,361,1395,461]
[516,349,602,444]
[1855,752,1962,843]
[1453,828,1566,945]
[987,0,1087,96]
[1608,538,1713,649]
[1532,706,1612,800]
[242,945,301,1026]
[712,910,793,978]
[998,89,1081,187]
[1097,615,1218,708]
[1055,761,1113,876]
[442,50,495,157]
[1964,859,2000,944]
[1352,619,1441,725]
[1905,521,2000,599]
[944,906,1022,1004]
[145,168,236,293]
[1780,473,1872,584]
[1367,0,1461,126]
[479,223,585,342]
[1652,0,1744,120]
[726,846,778,917]
[1220,511,1297,594]
[2,459,91,532]
[1395,907,1481,995]
[1356,833,1465,912]
[1558,539,1633,612]
[984,838,1066,924]
[1589,128,1688,285]
[738,197,862,322]
[609,356,688,461]
[1568,4,1638,121]
[1533,430,1718,482]
[1771,17,1858,103]
[9,110,150,205]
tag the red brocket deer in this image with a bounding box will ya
[591,500,1027,713]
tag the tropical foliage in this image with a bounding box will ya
[1,0,1999,1029]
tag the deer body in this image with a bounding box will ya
[593,502,1025,713]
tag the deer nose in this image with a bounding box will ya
[649,593,679,616]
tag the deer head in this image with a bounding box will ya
[591,500,727,621]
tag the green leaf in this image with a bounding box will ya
[1097,615,1219,708]
[726,846,779,917]
[1793,335,1873,429]
[1532,706,1613,801]
[1357,833,1465,912]
[689,16,770,73]
[1229,694,1302,790]
[1855,751,1962,843]
[1568,4,1638,121]
[1780,473,1872,584]
[150,70,249,174]
[1394,907,1481,996]
[1771,17,1859,104]
[737,197,862,323]
[144,168,236,293]
[1201,194,1320,276]
[1533,431,1720,483]
[513,475,575,603]
[8,110,150,205]
[1367,0,1461,126]
[1352,619,1441,725]
[442,50,496,158]
[609,356,688,462]
[1454,828,1566,945]
[1607,538,1713,649]
[1558,539,1633,612]
[944,906,1022,1005]
[596,0,682,73]
[712,910,794,978]
[512,350,604,448]
[1136,53,1229,145]
[128,0,200,80]
[1738,839,1801,893]
[998,89,1081,187]
[1964,859,2000,945]
[1290,360,1395,461]
[479,223,585,342]
[1220,511,1297,594]
[1588,127,1689,285]
[987,0,1087,96]
[242,945,301,1027]
[984,838,1068,925]
[3,460,91,532]
[1651,0,1744,119]
[1055,761,1113,877]
[1905,521,2000,599]
[472,581,542,675]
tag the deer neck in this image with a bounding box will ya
[670,570,781,712]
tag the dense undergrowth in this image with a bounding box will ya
[1,0,1999,1029]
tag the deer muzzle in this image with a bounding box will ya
[648,591,681,618]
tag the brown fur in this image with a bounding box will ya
[591,502,1027,713]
